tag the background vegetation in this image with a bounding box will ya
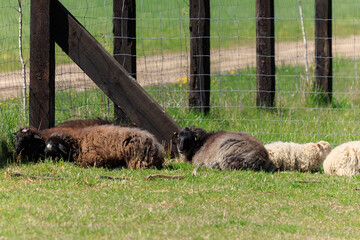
[1,0,360,71]
[0,0,360,238]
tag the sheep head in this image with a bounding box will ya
[174,126,199,162]
[13,127,45,161]
[317,141,332,159]
[44,132,78,161]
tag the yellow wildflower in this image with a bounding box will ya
[179,84,183,87]
[182,76,188,84]
[230,71,235,75]
[177,77,182,82]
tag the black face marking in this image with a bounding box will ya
[44,136,72,161]
[14,129,45,159]
[177,127,196,154]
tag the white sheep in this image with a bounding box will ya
[323,141,360,176]
[264,141,332,172]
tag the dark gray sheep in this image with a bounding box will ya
[174,126,272,175]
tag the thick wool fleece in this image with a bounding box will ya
[14,118,112,161]
[265,141,332,171]
[177,127,272,171]
[47,125,164,169]
[323,141,360,176]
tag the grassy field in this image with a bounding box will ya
[1,0,360,238]
[1,0,360,71]
[0,59,360,238]
[0,160,358,239]
[0,159,360,239]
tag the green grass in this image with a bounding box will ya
[1,1,360,236]
[145,58,360,147]
[1,0,360,71]
[0,160,360,239]
[0,62,360,238]
[1,58,360,146]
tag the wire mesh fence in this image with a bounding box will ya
[1,0,360,147]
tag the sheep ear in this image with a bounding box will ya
[316,141,326,149]
[34,134,42,140]
[58,143,68,155]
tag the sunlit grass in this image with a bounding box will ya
[1,58,360,150]
[0,59,360,239]
[0,160,359,239]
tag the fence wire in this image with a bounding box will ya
[1,0,360,147]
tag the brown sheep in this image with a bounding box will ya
[44,125,164,169]
[174,126,272,175]
[55,118,112,128]
[14,118,112,161]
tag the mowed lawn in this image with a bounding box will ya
[0,160,359,239]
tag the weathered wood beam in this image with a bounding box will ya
[113,0,136,123]
[30,0,55,129]
[256,0,275,108]
[315,0,332,103]
[189,0,211,114]
[52,0,180,148]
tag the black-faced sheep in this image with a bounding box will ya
[174,126,272,174]
[14,118,112,161]
[44,125,164,169]
[264,141,332,172]
[323,141,360,176]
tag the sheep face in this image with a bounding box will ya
[14,127,45,160]
[176,127,197,161]
[317,141,332,159]
[44,134,73,161]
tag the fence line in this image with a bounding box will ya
[1,0,360,147]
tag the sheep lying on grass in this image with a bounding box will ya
[14,118,112,161]
[323,141,360,176]
[264,141,332,172]
[174,126,272,175]
[44,125,164,169]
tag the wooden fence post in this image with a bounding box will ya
[189,0,210,114]
[256,0,275,108]
[315,0,332,103]
[30,0,55,129]
[113,0,136,123]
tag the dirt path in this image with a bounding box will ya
[1,35,359,99]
